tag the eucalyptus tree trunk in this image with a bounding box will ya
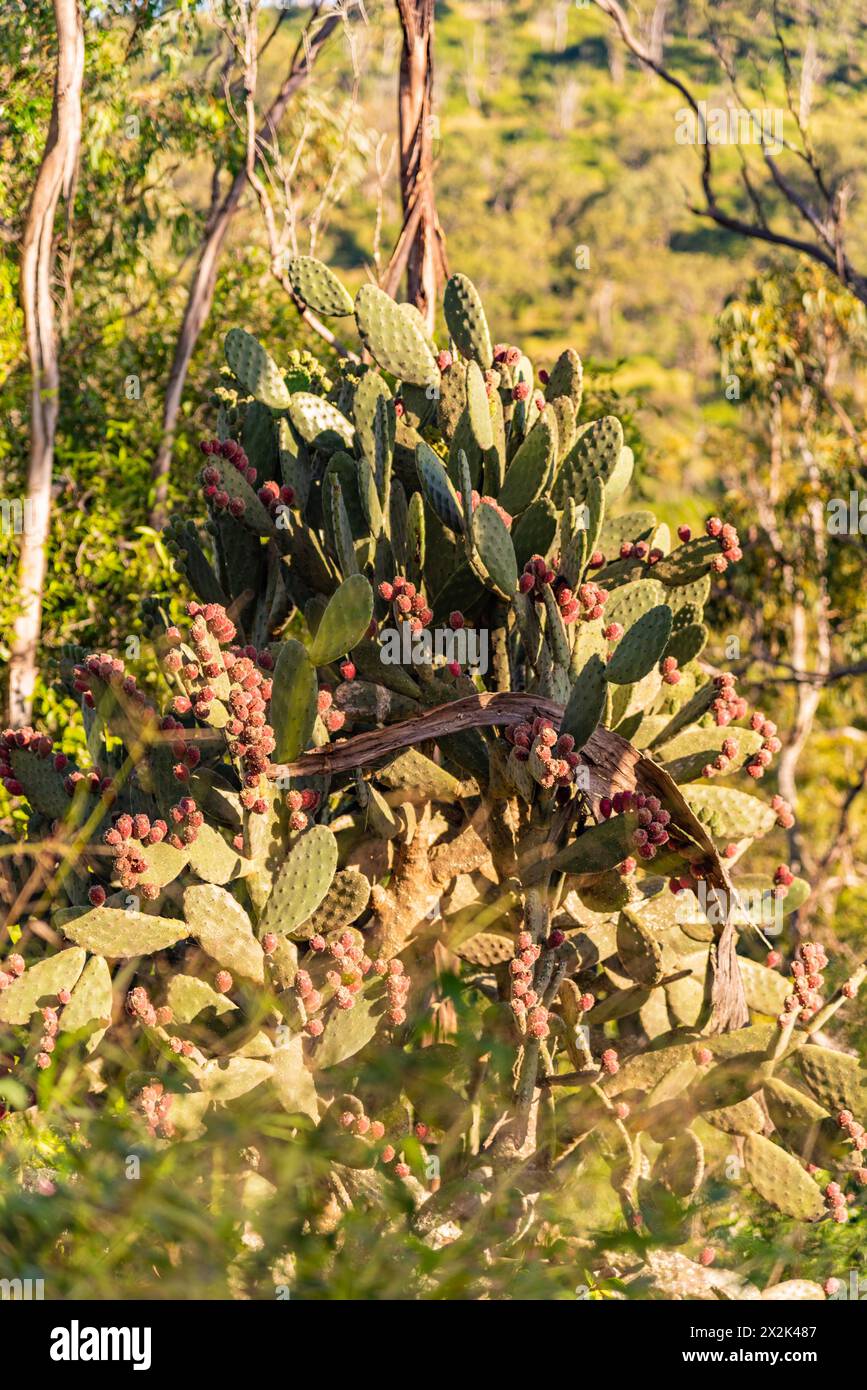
[8,0,84,726]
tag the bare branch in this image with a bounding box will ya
[594,0,867,305]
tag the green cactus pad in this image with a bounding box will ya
[735,873,810,917]
[682,785,777,841]
[465,361,494,451]
[308,574,373,668]
[568,614,606,677]
[355,284,439,387]
[653,535,724,586]
[499,416,557,516]
[454,932,515,966]
[8,746,75,820]
[325,473,360,577]
[738,957,792,1015]
[511,497,558,570]
[703,1095,766,1135]
[553,415,624,508]
[763,1280,826,1301]
[372,393,394,502]
[605,1024,775,1097]
[352,368,391,455]
[258,825,338,938]
[199,1056,272,1102]
[544,347,583,411]
[296,867,371,939]
[797,1044,867,1115]
[763,1077,839,1163]
[664,621,708,668]
[604,578,667,632]
[416,440,465,536]
[666,572,711,616]
[288,392,354,450]
[356,455,384,537]
[406,488,425,574]
[616,908,665,986]
[0,947,86,1024]
[604,445,634,503]
[549,395,576,465]
[581,475,605,559]
[650,681,718,748]
[605,605,672,685]
[59,954,112,1050]
[225,328,292,410]
[743,1133,825,1220]
[186,824,251,885]
[552,814,634,876]
[657,727,763,782]
[541,587,571,669]
[183,884,265,984]
[163,517,228,607]
[377,747,463,800]
[560,655,607,752]
[272,1035,319,1121]
[168,974,237,1024]
[270,639,318,762]
[205,449,276,537]
[469,500,518,599]
[55,906,187,957]
[586,981,651,1024]
[443,273,493,369]
[597,510,656,558]
[287,256,354,317]
[692,1046,774,1110]
[113,840,188,893]
[655,1130,705,1199]
[310,976,387,1069]
[437,359,468,442]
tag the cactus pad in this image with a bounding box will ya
[308,574,374,668]
[743,1133,825,1221]
[287,256,354,317]
[288,392,354,450]
[295,867,371,939]
[355,285,439,387]
[0,947,86,1024]
[183,884,265,984]
[225,328,291,410]
[58,907,188,959]
[258,825,338,938]
[605,605,673,685]
[443,273,493,369]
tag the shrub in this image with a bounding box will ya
[1,266,863,1299]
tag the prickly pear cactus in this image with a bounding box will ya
[2,264,863,1297]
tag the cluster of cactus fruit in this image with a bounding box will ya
[2,261,865,1296]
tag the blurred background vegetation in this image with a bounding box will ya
[2,0,867,1297]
